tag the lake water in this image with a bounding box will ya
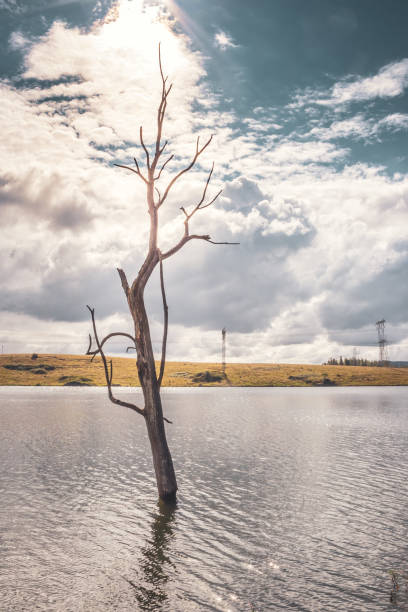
[1,386,408,611]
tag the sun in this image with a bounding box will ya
[98,0,186,73]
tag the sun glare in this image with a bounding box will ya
[99,0,185,73]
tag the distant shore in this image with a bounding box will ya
[1,354,408,387]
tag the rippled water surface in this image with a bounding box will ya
[1,386,408,611]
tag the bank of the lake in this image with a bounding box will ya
[1,353,408,387]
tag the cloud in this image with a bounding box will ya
[326,59,408,105]
[291,58,408,109]
[0,0,21,12]
[270,167,408,355]
[378,112,408,132]
[220,176,264,212]
[2,264,126,322]
[141,176,316,334]
[0,169,316,336]
[0,310,129,355]
[266,140,348,164]
[307,114,374,141]
[214,30,238,50]
[320,252,408,332]
[0,169,95,231]
[304,112,408,142]
[9,31,30,50]
[243,116,282,133]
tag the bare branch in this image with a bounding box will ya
[154,153,174,182]
[196,162,214,208]
[114,162,148,185]
[180,163,223,225]
[133,157,145,177]
[86,331,136,357]
[159,140,168,156]
[207,239,240,245]
[140,126,150,170]
[157,134,214,208]
[152,43,172,168]
[157,251,168,388]
[199,188,223,210]
[158,41,165,84]
[161,234,239,260]
[86,306,144,417]
[117,268,130,298]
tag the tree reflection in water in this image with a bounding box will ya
[124,500,177,610]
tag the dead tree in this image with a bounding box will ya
[86,46,237,502]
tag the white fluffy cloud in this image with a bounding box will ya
[292,58,408,109]
[325,58,408,106]
[303,112,408,143]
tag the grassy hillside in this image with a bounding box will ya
[1,354,408,387]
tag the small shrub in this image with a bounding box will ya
[192,370,222,383]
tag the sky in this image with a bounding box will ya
[1,0,408,364]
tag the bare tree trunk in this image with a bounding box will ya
[132,289,177,501]
[144,391,177,501]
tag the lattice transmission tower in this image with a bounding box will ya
[375,319,389,366]
[222,327,226,376]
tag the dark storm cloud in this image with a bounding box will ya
[0,171,94,230]
[145,219,315,334]
[1,199,316,333]
[49,202,94,230]
[140,178,316,334]
[1,264,127,322]
[320,253,408,334]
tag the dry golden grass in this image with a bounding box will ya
[1,354,408,387]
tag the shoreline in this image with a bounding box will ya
[1,384,408,389]
[1,354,408,388]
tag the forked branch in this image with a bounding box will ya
[179,162,223,231]
[114,161,148,185]
[156,134,214,208]
[154,154,174,181]
[86,306,144,417]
